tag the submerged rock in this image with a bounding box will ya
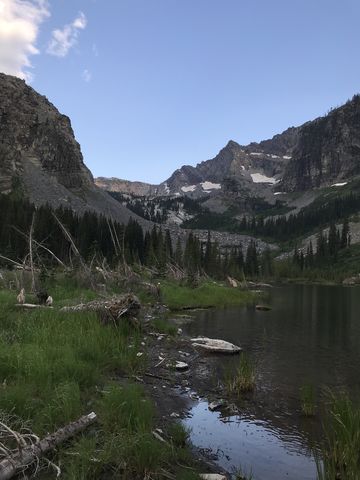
[191,337,242,354]
[255,304,272,311]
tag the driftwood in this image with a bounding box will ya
[15,304,53,309]
[61,294,141,326]
[0,412,97,480]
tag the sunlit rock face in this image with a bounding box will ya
[281,95,360,191]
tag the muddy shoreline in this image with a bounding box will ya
[122,304,247,478]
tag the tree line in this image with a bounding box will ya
[0,193,268,280]
[292,219,351,270]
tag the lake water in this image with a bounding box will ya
[182,285,360,479]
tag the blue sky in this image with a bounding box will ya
[2,0,360,183]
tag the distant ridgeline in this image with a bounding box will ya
[0,194,266,279]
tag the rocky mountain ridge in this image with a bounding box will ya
[0,73,144,226]
[97,95,360,201]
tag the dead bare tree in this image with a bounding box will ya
[52,214,94,287]
[29,213,36,293]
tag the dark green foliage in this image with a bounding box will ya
[0,194,265,280]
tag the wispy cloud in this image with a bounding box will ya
[0,0,50,82]
[47,11,87,58]
[82,69,92,82]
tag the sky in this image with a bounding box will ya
[1,0,360,183]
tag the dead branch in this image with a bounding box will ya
[11,226,66,268]
[52,214,94,287]
[0,412,97,480]
[0,255,29,270]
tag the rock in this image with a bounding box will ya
[208,400,225,411]
[191,337,242,354]
[199,475,227,480]
[175,361,189,371]
[255,304,271,311]
[343,274,360,285]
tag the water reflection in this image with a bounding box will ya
[183,285,360,479]
[183,401,317,480]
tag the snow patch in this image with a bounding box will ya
[181,185,197,193]
[251,173,277,184]
[200,181,221,191]
[270,154,279,158]
[331,182,348,187]
[283,155,292,160]
[274,191,286,195]
[241,165,246,171]
[250,152,263,156]
[163,182,170,194]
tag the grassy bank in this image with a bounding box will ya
[0,288,200,479]
[160,280,257,310]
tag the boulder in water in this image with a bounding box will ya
[191,337,242,354]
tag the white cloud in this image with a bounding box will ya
[47,11,87,57]
[82,69,91,82]
[0,0,50,81]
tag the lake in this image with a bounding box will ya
[182,285,360,479]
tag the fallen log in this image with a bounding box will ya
[0,412,97,480]
[61,294,141,326]
[191,337,242,354]
[15,303,53,309]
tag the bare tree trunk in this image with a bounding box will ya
[29,213,36,293]
[0,412,97,480]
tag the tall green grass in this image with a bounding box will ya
[317,392,360,479]
[161,280,256,310]
[225,353,256,395]
[0,288,200,478]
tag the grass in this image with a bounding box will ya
[0,287,200,479]
[160,280,256,310]
[151,317,178,335]
[234,466,254,480]
[316,392,360,480]
[225,353,256,395]
[300,383,316,416]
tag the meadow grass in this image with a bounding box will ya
[161,280,256,310]
[316,392,360,480]
[225,353,256,395]
[0,288,200,479]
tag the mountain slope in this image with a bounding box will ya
[0,73,145,226]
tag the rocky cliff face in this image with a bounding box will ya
[281,95,360,190]
[0,73,93,192]
[0,73,144,225]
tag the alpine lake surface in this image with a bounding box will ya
[181,285,360,480]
